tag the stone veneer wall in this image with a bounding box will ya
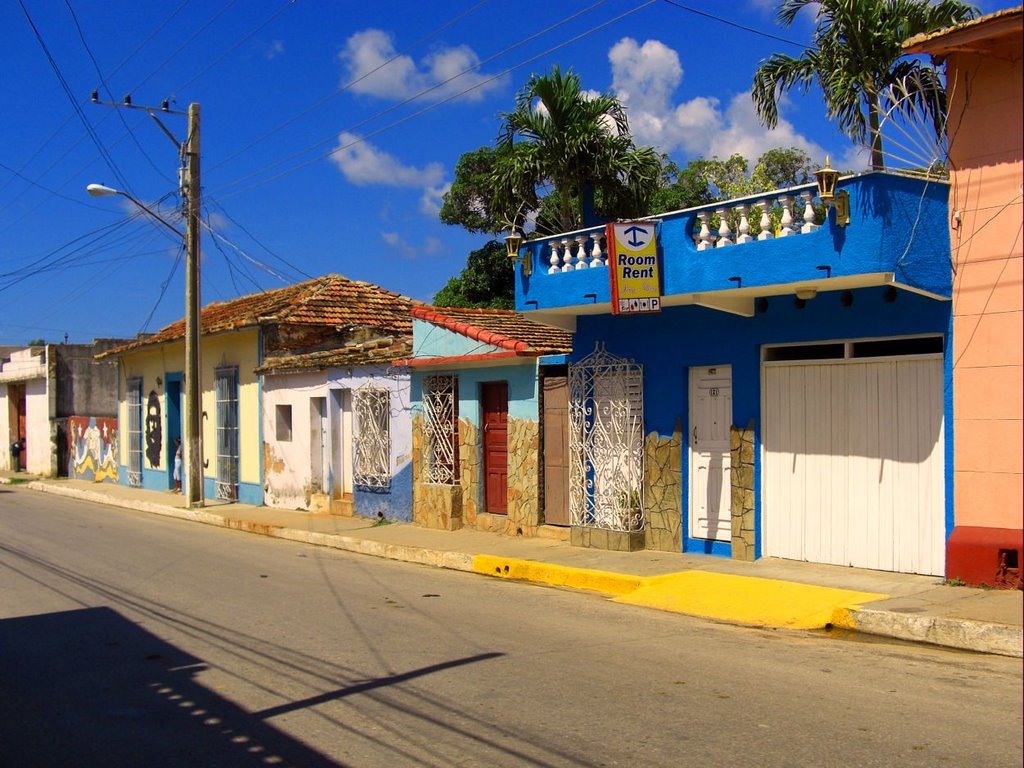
[644,420,682,552]
[412,413,464,530]
[730,420,755,560]
[459,417,480,526]
[506,418,540,536]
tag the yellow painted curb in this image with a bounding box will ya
[472,555,642,596]
[613,571,887,629]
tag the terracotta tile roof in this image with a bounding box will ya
[256,336,412,374]
[903,7,1022,52]
[411,306,573,355]
[100,275,417,358]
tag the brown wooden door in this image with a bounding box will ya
[542,376,570,526]
[12,385,27,470]
[482,382,508,515]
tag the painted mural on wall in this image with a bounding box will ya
[145,390,162,467]
[69,416,119,483]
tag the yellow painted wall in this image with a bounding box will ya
[118,328,261,486]
[119,346,175,470]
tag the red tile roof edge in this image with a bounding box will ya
[410,307,530,351]
[393,350,541,367]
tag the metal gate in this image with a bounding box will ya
[354,386,391,490]
[568,343,644,532]
[214,367,239,501]
[126,378,142,487]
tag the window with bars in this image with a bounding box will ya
[126,378,142,487]
[422,374,459,485]
[354,387,391,490]
[215,367,239,501]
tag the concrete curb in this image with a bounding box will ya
[832,605,1023,658]
[16,480,1022,658]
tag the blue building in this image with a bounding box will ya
[514,172,952,575]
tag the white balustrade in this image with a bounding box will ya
[715,208,733,247]
[575,236,588,270]
[590,232,605,267]
[736,204,753,245]
[800,190,819,234]
[757,200,774,240]
[697,212,713,250]
[778,195,795,237]
[560,238,573,272]
[548,242,561,274]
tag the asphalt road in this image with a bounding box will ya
[1,485,1021,768]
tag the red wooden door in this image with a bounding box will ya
[13,385,27,470]
[482,382,508,515]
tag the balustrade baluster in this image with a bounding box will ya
[757,200,773,240]
[736,204,753,244]
[801,190,819,234]
[575,236,587,269]
[715,207,733,247]
[561,238,573,272]
[778,195,795,237]
[696,212,713,250]
[590,232,605,267]
[548,241,561,274]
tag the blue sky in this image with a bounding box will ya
[1,0,1003,345]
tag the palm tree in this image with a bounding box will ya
[751,0,977,170]
[491,66,661,232]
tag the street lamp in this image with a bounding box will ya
[504,228,530,276]
[813,156,850,227]
[87,181,204,509]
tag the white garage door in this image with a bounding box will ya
[763,355,945,576]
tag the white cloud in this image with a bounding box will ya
[265,40,285,60]
[339,29,505,102]
[609,37,835,164]
[380,231,445,259]
[331,130,444,186]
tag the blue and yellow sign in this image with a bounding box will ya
[607,221,661,315]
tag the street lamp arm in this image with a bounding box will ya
[86,183,184,238]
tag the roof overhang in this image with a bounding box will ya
[524,272,948,325]
[903,8,1023,56]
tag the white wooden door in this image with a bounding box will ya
[763,358,945,575]
[689,366,732,541]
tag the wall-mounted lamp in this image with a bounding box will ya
[504,229,530,276]
[814,157,850,227]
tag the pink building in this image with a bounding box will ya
[906,7,1024,587]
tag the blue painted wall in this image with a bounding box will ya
[412,319,504,358]
[572,286,953,557]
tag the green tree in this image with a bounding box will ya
[490,66,662,232]
[751,0,976,170]
[432,240,514,310]
[438,146,506,235]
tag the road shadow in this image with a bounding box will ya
[0,607,341,767]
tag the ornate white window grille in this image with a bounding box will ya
[126,378,142,487]
[354,386,391,490]
[214,367,239,501]
[568,343,644,532]
[422,374,458,485]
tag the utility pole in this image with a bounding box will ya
[91,95,204,508]
[182,103,204,509]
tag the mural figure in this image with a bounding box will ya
[69,416,119,483]
[145,391,162,468]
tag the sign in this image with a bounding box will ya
[607,221,661,315]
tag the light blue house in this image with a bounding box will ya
[513,172,953,575]
[401,306,573,537]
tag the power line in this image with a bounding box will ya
[210,0,495,173]
[17,0,134,194]
[660,0,804,48]
[204,197,314,281]
[212,0,637,199]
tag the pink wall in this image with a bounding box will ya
[946,30,1023,530]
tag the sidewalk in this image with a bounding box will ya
[3,473,1021,658]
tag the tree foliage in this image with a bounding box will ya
[751,0,976,170]
[440,66,662,236]
[432,240,514,310]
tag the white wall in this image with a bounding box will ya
[25,378,51,475]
